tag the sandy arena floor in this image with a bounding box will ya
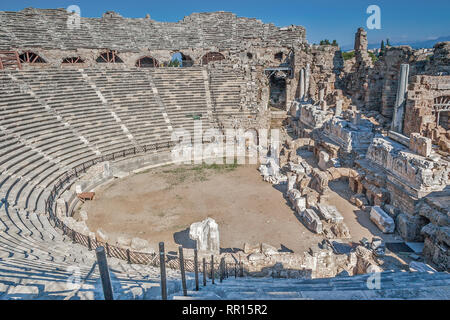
[78,159,400,255]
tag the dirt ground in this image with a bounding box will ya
[78,155,403,265]
[297,149,399,244]
[79,163,324,254]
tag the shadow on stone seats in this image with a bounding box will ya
[173,228,196,249]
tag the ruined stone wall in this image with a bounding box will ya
[343,28,449,126]
[0,8,305,52]
[403,75,450,151]
[292,45,343,105]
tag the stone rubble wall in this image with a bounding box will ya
[0,8,305,52]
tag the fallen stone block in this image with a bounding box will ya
[370,206,395,233]
[410,133,432,157]
[326,206,344,223]
[261,243,278,255]
[243,242,261,254]
[294,197,306,213]
[287,188,302,206]
[189,217,220,253]
[302,209,323,234]
[131,237,149,251]
[316,204,343,224]
[316,204,333,221]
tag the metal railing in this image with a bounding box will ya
[44,140,244,299]
[44,140,243,278]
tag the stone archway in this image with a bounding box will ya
[135,56,158,68]
[201,52,225,65]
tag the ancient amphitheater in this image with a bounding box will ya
[0,8,449,300]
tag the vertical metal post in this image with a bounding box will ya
[179,246,187,296]
[126,249,131,264]
[194,249,199,291]
[211,255,215,284]
[105,242,110,257]
[95,246,114,300]
[202,257,207,286]
[159,242,167,300]
[240,261,244,277]
[219,258,224,283]
[234,263,237,278]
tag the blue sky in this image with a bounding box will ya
[1,0,449,48]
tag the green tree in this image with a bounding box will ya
[331,40,338,46]
[380,40,385,56]
[386,38,391,46]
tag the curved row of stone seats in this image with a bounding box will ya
[83,69,171,146]
[150,68,212,134]
[0,73,98,168]
[170,271,450,300]
[0,256,193,300]
[0,204,193,299]
[0,125,97,214]
[11,69,134,155]
[0,138,63,212]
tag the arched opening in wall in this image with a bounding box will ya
[96,51,123,63]
[274,52,283,62]
[202,52,225,65]
[62,57,84,64]
[136,56,158,68]
[19,51,46,64]
[434,96,450,130]
[269,72,287,110]
[170,52,194,67]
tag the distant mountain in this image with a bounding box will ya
[341,36,450,51]
[368,36,450,50]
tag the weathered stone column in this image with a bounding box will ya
[305,63,310,99]
[391,64,409,133]
[299,68,305,100]
[319,88,325,102]
[335,100,343,117]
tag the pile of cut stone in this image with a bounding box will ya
[258,157,287,184]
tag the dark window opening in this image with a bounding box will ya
[19,51,46,63]
[274,52,283,61]
[247,52,253,59]
[136,56,159,68]
[269,74,287,110]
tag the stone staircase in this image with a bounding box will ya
[170,271,450,300]
[0,202,194,300]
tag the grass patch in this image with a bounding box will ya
[342,51,355,61]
